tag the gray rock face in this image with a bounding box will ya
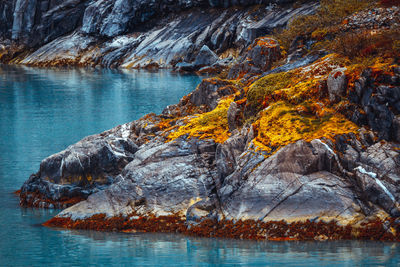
[327,68,347,103]
[20,122,138,207]
[228,37,281,79]
[2,0,303,44]
[51,131,400,224]
[11,0,37,42]
[227,101,239,132]
[0,0,14,38]
[59,138,218,219]
[190,78,236,110]
[219,139,359,223]
[1,0,317,69]
[349,68,400,140]
[83,0,306,38]
[177,45,219,71]
[11,0,88,46]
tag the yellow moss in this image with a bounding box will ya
[246,54,340,112]
[252,101,359,152]
[168,97,234,143]
[280,79,320,105]
[243,53,360,153]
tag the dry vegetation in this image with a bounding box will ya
[276,0,376,51]
[331,28,400,60]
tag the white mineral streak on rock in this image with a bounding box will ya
[355,166,396,202]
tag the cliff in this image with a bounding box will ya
[15,0,400,241]
[0,0,316,68]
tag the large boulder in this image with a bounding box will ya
[177,45,219,71]
[193,45,219,67]
[327,68,347,103]
[228,37,281,79]
[20,122,138,208]
[190,78,237,110]
[56,138,218,219]
[219,139,362,224]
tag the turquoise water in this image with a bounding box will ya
[0,65,399,266]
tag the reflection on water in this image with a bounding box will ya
[0,65,399,266]
[57,231,400,266]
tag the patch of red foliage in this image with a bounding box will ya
[43,214,400,242]
[333,70,342,79]
[379,0,400,7]
[19,190,85,209]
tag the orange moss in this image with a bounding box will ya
[346,58,394,89]
[155,119,172,131]
[247,37,279,51]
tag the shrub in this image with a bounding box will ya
[379,0,400,7]
[275,0,375,51]
[331,28,400,59]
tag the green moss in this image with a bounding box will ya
[246,71,293,110]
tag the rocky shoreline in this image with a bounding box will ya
[0,0,317,70]
[44,213,400,242]
[6,0,400,241]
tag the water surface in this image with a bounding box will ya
[0,65,399,266]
